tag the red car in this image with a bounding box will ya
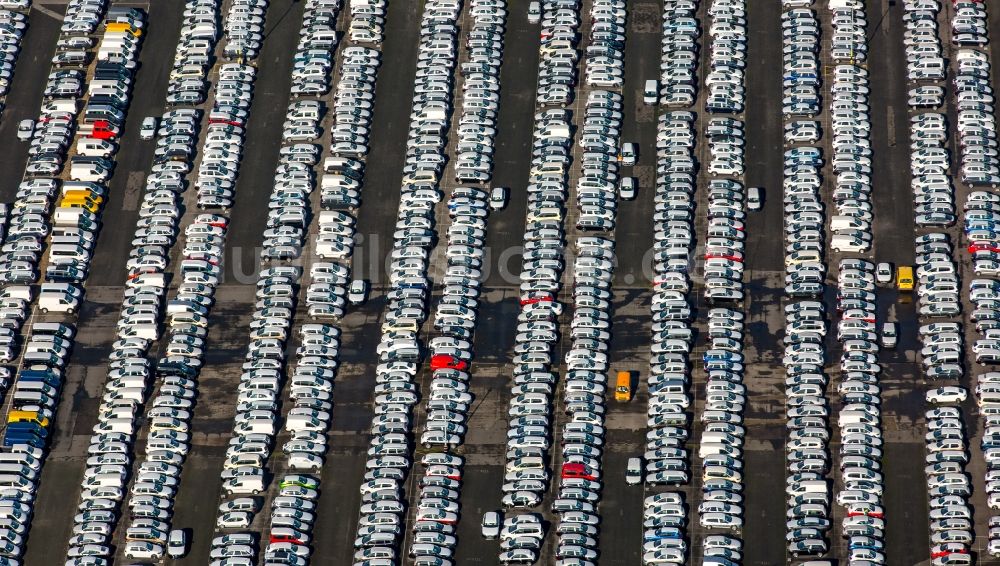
[430,355,468,371]
[969,243,1000,253]
[209,118,244,128]
[847,511,883,519]
[931,549,968,559]
[520,292,553,306]
[705,253,743,263]
[561,463,596,481]
[88,128,116,140]
[270,534,305,545]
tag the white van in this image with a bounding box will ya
[49,244,90,262]
[76,138,115,158]
[527,1,541,23]
[830,234,866,253]
[786,480,827,496]
[0,475,33,492]
[0,464,36,481]
[69,163,110,183]
[105,387,145,403]
[698,443,735,459]
[643,79,659,105]
[224,475,264,495]
[93,418,135,435]
[120,323,159,341]
[126,273,166,290]
[83,473,126,489]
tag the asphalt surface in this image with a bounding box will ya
[5,0,988,564]
[739,0,788,562]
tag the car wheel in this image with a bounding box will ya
[41,308,48,313]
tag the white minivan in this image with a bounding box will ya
[527,1,541,23]
[643,79,659,105]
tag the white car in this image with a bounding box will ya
[481,511,501,539]
[16,119,32,141]
[139,116,158,140]
[348,279,368,305]
[626,457,643,485]
[490,187,508,210]
[876,263,893,284]
[125,541,164,559]
[926,387,967,405]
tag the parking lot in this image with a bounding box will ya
[2,0,1000,565]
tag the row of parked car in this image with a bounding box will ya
[0,285,26,364]
[692,307,748,557]
[0,16,133,555]
[398,454,465,563]
[534,0,579,106]
[316,45,380,210]
[289,0,341,96]
[911,105,954,232]
[583,0,624,89]
[0,0,110,287]
[922,405,976,563]
[349,0,464,563]
[953,7,1000,189]
[348,0,385,46]
[546,89,626,566]
[781,0,827,560]
[913,233,977,566]
[260,101,322,261]
[166,0,221,106]
[902,0,945,109]
[832,259,887,562]
[780,6,818,119]
[953,1,1000,561]
[260,473,324,563]
[781,116,824,292]
[452,0,506,184]
[829,21,873,256]
[0,8,26,106]
[695,3,749,560]
[193,61,257,212]
[704,0,745,114]
[782,297,832,559]
[639,108,697,561]
[49,11,145,299]
[223,0,267,61]
[495,4,578,559]
[0,324,76,563]
[576,3,627,232]
[657,0,697,107]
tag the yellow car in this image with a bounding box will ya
[63,190,104,205]
[60,199,100,214]
[7,410,49,428]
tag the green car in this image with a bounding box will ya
[279,475,319,490]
